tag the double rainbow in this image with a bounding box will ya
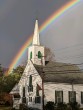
[7,0,80,75]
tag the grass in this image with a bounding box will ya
[0,106,83,110]
[0,106,12,110]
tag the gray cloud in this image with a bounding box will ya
[0,0,80,68]
[41,1,83,66]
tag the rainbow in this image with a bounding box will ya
[7,0,80,75]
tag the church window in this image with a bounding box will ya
[29,75,32,86]
[35,96,41,104]
[69,91,76,103]
[23,87,25,97]
[35,84,41,103]
[22,87,26,103]
[81,92,83,104]
[22,97,26,103]
[55,91,63,103]
[38,51,42,59]
[14,93,20,98]
[28,86,33,92]
[30,52,32,59]
[28,75,33,92]
[29,97,32,102]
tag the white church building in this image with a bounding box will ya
[11,20,83,110]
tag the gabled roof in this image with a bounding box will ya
[34,61,83,84]
[10,84,19,94]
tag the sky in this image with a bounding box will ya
[0,0,83,69]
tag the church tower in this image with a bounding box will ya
[28,20,45,65]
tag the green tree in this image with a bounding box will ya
[0,64,3,77]
[0,65,24,93]
[12,65,25,74]
[0,73,21,93]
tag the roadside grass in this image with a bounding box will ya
[0,106,12,110]
[0,106,83,110]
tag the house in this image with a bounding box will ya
[10,19,83,110]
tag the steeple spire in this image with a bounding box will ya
[32,19,40,45]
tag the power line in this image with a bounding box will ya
[43,62,83,68]
[54,43,83,53]
[56,54,83,61]
[28,58,83,67]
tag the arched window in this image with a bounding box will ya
[30,52,32,59]
[38,51,42,59]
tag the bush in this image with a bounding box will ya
[20,104,28,110]
[11,108,15,110]
[28,107,40,110]
[45,101,80,110]
[68,102,80,110]
[56,102,67,110]
[5,101,11,106]
[45,101,55,110]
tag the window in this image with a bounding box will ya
[29,97,32,102]
[28,86,33,92]
[28,75,33,92]
[14,93,20,98]
[35,84,41,103]
[23,87,25,97]
[30,52,32,59]
[35,96,41,103]
[36,84,39,96]
[38,51,42,59]
[22,87,26,103]
[29,75,32,86]
[22,97,26,103]
[69,91,76,103]
[81,92,83,104]
[55,91,63,103]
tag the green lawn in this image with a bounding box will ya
[0,106,83,110]
[0,107,12,110]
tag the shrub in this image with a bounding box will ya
[45,101,55,110]
[11,108,15,110]
[56,102,67,110]
[5,101,11,106]
[68,102,80,110]
[20,103,28,110]
[28,107,40,110]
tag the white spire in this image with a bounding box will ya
[32,20,40,45]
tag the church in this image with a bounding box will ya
[10,20,83,110]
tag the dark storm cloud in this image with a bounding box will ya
[0,0,71,67]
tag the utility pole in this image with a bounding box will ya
[36,54,45,110]
[41,55,45,110]
[71,79,74,92]
[39,55,45,110]
[71,79,74,110]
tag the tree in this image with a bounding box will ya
[0,73,21,93]
[45,47,55,61]
[12,65,25,75]
[0,64,3,77]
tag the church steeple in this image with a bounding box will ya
[28,20,45,66]
[32,19,40,45]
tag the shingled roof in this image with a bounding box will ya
[34,61,83,84]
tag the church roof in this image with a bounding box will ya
[10,84,19,94]
[34,61,83,84]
